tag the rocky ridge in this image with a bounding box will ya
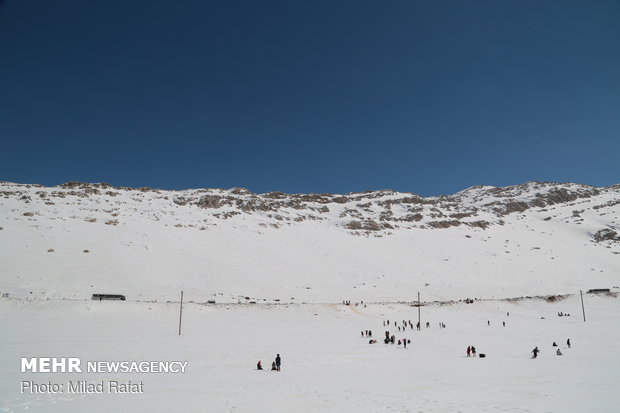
[1,181,618,239]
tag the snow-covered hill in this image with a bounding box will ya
[2,181,620,413]
[1,181,619,303]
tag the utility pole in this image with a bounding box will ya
[580,290,586,322]
[417,291,421,330]
[179,290,184,335]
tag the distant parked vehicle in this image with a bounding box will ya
[92,294,126,301]
[587,289,610,294]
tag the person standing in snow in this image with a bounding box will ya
[275,354,281,371]
[257,360,262,370]
[471,346,477,357]
[567,338,571,348]
[467,346,471,357]
[532,347,540,358]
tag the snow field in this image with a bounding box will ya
[1,294,619,413]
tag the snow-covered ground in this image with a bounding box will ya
[1,181,619,303]
[1,181,619,412]
[1,294,619,412]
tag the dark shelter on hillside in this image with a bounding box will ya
[92,294,126,301]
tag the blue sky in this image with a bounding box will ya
[1,0,618,196]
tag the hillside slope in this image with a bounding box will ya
[1,181,618,303]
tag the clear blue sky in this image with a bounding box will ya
[1,0,618,195]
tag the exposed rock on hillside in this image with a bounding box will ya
[0,181,618,237]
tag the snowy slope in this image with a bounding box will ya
[1,294,619,413]
[1,181,619,303]
[1,181,620,413]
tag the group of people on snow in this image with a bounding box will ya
[363,309,575,361]
[532,339,571,358]
[257,354,281,371]
[382,319,445,332]
[466,345,477,357]
[367,317,449,348]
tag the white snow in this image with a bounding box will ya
[1,295,619,412]
[0,181,619,412]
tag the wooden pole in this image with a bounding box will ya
[417,291,421,330]
[580,290,586,322]
[179,290,184,335]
